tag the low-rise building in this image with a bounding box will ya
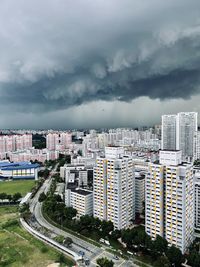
[65,188,93,218]
[0,161,40,180]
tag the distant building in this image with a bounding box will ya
[161,115,177,151]
[161,112,198,161]
[7,148,59,163]
[46,132,72,151]
[0,134,32,158]
[194,170,200,231]
[176,112,197,160]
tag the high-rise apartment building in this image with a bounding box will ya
[146,150,194,254]
[194,170,200,231]
[161,112,198,161]
[161,115,177,150]
[135,172,145,214]
[176,112,197,160]
[0,134,32,155]
[194,131,200,160]
[46,132,72,151]
[93,147,134,230]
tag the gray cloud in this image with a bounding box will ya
[0,0,200,127]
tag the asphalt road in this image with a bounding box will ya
[28,164,138,267]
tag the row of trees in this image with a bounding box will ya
[96,257,114,267]
[42,193,114,238]
[121,227,182,267]
[121,227,200,267]
[56,154,71,171]
[30,178,45,199]
[43,194,77,223]
[38,169,50,179]
[0,192,22,203]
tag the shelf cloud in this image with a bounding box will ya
[0,0,200,128]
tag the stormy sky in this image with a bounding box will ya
[0,0,200,129]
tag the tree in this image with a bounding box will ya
[111,229,121,240]
[93,217,101,230]
[188,251,200,267]
[154,256,170,267]
[63,237,73,247]
[121,229,133,248]
[64,206,77,221]
[121,226,149,250]
[96,257,114,267]
[101,220,114,236]
[12,192,22,202]
[80,215,92,229]
[7,194,12,204]
[57,253,68,264]
[38,192,47,202]
[0,192,7,202]
[166,245,183,267]
[54,194,63,202]
[153,235,168,254]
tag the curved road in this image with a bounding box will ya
[28,165,138,267]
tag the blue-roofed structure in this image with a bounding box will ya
[0,161,40,180]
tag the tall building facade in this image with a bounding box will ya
[194,170,200,231]
[0,134,32,154]
[161,115,177,151]
[46,132,72,151]
[145,150,194,254]
[176,112,197,160]
[161,112,198,161]
[93,147,135,230]
[135,172,145,214]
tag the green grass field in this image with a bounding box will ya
[0,180,35,196]
[0,206,75,267]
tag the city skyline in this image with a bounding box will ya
[0,0,200,129]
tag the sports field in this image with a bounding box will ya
[0,180,35,196]
[0,206,75,267]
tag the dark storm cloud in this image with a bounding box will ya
[0,0,200,115]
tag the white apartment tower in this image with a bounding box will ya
[161,112,198,161]
[161,115,177,150]
[146,150,194,254]
[93,147,135,230]
[176,112,197,160]
[194,132,200,160]
[194,170,200,231]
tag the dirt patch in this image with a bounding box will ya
[47,263,60,267]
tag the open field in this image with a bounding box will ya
[0,206,75,267]
[0,180,35,196]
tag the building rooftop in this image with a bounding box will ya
[71,188,92,196]
[0,161,40,170]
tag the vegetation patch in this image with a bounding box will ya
[0,180,35,196]
[0,206,75,267]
